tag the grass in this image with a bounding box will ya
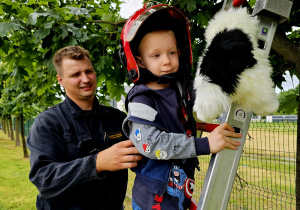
[0,131,37,210]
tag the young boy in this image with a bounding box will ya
[119,2,242,210]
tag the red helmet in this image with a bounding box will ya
[119,1,193,84]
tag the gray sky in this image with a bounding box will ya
[276,71,299,93]
[120,0,299,93]
[120,0,144,18]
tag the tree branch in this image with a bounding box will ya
[272,32,300,74]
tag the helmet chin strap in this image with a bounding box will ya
[157,72,181,84]
[135,67,181,85]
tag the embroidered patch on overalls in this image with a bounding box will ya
[135,128,142,141]
[161,133,170,145]
[184,178,195,199]
[146,135,153,144]
[143,143,151,154]
[155,149,167,159]
[173,144,183,154]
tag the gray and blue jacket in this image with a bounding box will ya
[123,84,210,210]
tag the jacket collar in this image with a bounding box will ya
[65,95,109,119]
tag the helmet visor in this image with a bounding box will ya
[126,3,189,42]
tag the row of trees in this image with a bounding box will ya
[0,0,299,151]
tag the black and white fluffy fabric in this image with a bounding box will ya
[193,8,279,122]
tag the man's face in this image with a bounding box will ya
[56,56,97,103]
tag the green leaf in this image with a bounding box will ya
[180,0,197,12]
[37,80,54,96]
[60,25,69,40]
[33,28,51,44]
[64,37,78,47]
[44,20,55,29]
[280,93,298,114]
[66,7,92,17]
[66,23,82,38]
[11,67,29,87]
[79,31,89,43]
[27,11,53,25]
[0,21,22,37]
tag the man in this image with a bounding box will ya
[27,46,142,210]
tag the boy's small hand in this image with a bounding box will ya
[207,122,242,154]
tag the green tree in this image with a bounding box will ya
[0,0,126,157]
[277,85,299,115]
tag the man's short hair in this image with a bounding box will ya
[53,46,91,76]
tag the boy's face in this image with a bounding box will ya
[136,30,180,77]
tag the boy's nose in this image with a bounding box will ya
[163,54,171,64]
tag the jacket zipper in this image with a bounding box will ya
[104,132,107,146]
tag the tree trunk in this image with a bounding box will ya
[2,118,6,134]
[6,117,10,138]
[9,115,14,140]
[271,26,300,209]
[20,114,29,158]
[15,116,20,146]
[272,33,300,75]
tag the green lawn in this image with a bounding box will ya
[0,131,37,210]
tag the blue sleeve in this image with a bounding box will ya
[195,137,210,155]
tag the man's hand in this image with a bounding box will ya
[96,140,142,173]
[207,122,242,154]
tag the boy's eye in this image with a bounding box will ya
[153,54,159,58]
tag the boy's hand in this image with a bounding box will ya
[207,122,242,154]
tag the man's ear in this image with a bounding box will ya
[135,56,145,68]
[56,75,64,87]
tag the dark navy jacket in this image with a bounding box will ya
[27,96,127,210]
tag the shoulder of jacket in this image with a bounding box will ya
[100,105,126,119]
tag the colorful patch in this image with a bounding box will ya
[143,143,151,154]
[155,149,167,159]
[135,128,142,141]
[184,178,195,199]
